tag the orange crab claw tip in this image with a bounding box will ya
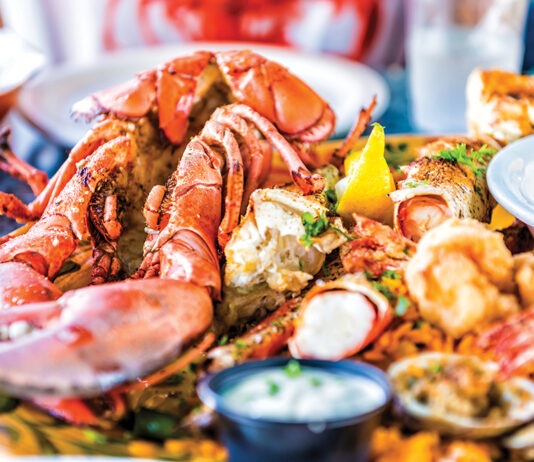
[0,279,212,398]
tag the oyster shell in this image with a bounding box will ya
[388,352,534,439]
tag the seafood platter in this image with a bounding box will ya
[1,51,534,461]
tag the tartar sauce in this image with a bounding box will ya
[221,361,386,422]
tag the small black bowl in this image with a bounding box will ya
[197,358,391,462]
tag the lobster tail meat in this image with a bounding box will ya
[0,279,212,397]
[288,275,392,360]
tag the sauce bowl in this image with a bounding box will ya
[197,358,391,462]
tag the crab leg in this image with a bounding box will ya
[0,128,48,196]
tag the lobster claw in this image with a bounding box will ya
[72,71,157,120]
[0,279,212,398]
[215,50,328,137]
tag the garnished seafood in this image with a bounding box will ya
[341,213,415,278]
[405,218,519,338]
[0,50,339,401]
[391,138,495,242]
[220,186,348,326]
[388,353,534,439]
[288,275,392,360]
[0,50,333,225]
[467,68,534,147]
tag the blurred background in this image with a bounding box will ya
[0,0,531,232]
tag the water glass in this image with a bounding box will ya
[406,0,528,133]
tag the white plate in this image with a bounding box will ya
[17,42,389,147]
[487,134,534,230]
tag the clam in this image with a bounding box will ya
[388,352,534,439]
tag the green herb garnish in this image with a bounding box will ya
[218,334,229,346]
[430,364,443,374]
[267,380,280,395]
[395,295,411,316]
[404,180,429,188]
[235,340,246,349]
[300,212,352,247]
[300,212,329,247]
[382,270,401,280]
[284,360,302,378]
[324,189,339,212]
[310,377,323,387]
[432,144,495,177]
[298,258,304,271]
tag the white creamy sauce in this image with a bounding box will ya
[222,364,386,422]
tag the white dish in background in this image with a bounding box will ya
[487,134,534,233]
[17,42,389,147]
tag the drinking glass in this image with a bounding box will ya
[406,0,528,133]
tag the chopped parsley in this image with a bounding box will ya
[267,380,280,395]
[298,258,304,271]
[300,212,329,246]
[382,270,401,280]
[365,270,412,315]
[300,212,353,247]
[395,295,411,316]
[235,340,246,349]
[218,334,229,346]
[430,364,443,374]
[284,360,302,378]
[324,189,339,212]
[431,144,495,177]
[310,376,323,387]
[404,180,429,188]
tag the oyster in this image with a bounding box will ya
[388,352,534,439]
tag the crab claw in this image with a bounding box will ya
[288,275,392,360]
[0,279,212,398]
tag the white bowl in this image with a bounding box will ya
[487,134,534,234]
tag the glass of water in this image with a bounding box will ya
[406,0,528,133]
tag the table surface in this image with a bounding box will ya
[0,68,415,236]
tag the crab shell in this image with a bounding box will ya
[388,352,534,439]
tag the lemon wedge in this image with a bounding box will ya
[489,204,516,231]
[336,123,395,223]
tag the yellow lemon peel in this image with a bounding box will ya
[489,204,516,231]
[337,124,395,223]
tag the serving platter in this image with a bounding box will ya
[0,134,427,460]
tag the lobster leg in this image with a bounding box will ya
[333,96,377,165]
[226,104,325,195]
[0,136,136,279]
[0,128,48,196]
[210,107,271,211]
[200,121,244,247]
[0,119,134,222]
